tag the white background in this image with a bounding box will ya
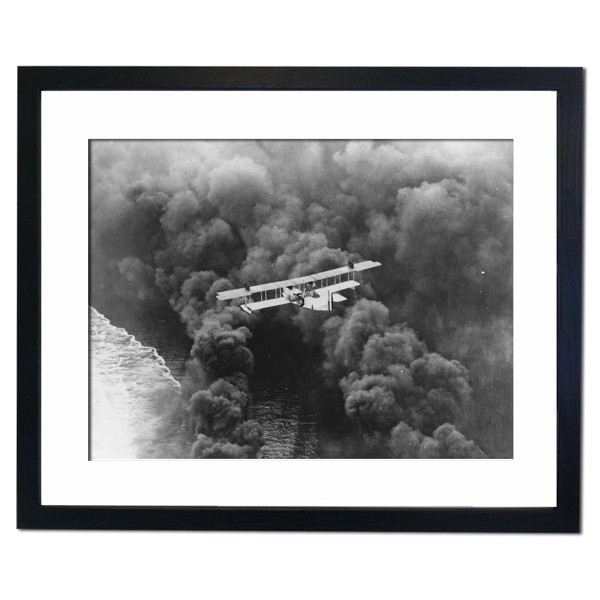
[1,1,598,599]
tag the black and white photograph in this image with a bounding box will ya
[90,139,513,460]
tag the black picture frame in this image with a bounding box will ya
[17,67,583,532]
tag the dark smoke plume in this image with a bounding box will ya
[91,140,512,458]
[322,299,482,455]
[389,422,485,458]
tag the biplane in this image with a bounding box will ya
[216,260,381,314]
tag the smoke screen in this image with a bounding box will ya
[90,140,513,458]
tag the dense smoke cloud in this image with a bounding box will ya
[321,299,480,456]
[91,140,512,458]
[189,376,264,458]
[389,422,485,459]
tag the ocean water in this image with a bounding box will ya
[90,308,189,459]
[249,382,318,458]
[90,307,319,459]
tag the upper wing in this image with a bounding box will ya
[217,275,317,300]
[351,260,382,272]
[216,276,315,301]
[216,288,253,301]
[216,260,381,301]
[306,260,381,281]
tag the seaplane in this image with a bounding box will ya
[216,260,381,315]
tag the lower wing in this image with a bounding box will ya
[322,280,360,294]
[240,296,291,314]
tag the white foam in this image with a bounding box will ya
[90,307,185,459]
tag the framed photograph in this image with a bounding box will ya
[17,67,582,531]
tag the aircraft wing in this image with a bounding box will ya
[216,277,315,300]
[216,260,381,301]
[351,260,382,272]
[216,288,252,301]
[240,296,291,314]
[320,280,360,294]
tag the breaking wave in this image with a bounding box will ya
[90,307,189,459]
